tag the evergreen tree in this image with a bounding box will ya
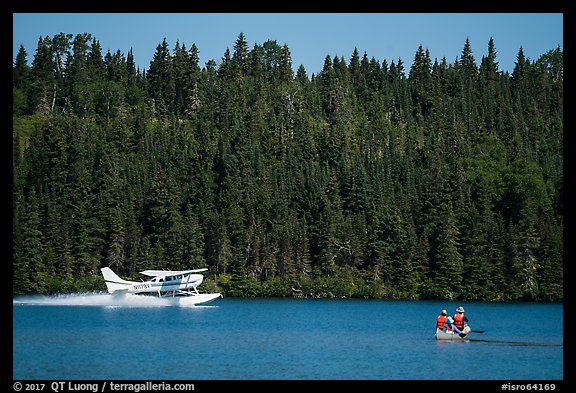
[232,32,249,75]
[277,44,293,83]
[68,33,93,116]
[459,37,478,82]
[13,45,30,88]
[13,45,30,114]
[431,201,463,299]
[513,197,541,300]
[409,45,433,116]
[147,38,174,116]
[29,36,55,114]
[14,191,46,294]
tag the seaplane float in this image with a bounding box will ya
[101,267,222,306]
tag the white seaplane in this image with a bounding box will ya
[101,267,222,306]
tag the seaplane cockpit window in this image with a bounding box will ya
[176,275,182,280]
[151,278,156,282]
[183,273,189,278]
[166,276,172,281]
[159,278,164,282]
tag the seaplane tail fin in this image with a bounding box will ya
[101,267,133,294]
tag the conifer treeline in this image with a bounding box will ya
[13,32,563,301]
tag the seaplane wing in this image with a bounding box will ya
[139,268,208,277]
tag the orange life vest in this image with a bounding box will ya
[437,315,449,330]
[454,313,465,330]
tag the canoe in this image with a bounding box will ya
[435,328,471,340]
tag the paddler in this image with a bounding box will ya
[436,309,452,332]
[452,306,469,337]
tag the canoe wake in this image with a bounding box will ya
[469,338,562,347]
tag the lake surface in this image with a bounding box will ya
[13,294,563,380]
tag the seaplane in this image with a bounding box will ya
[101,267,222,306]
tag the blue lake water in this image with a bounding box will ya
[13,295,563,380]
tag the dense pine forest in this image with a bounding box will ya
[12,32,563,301]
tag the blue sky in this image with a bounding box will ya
[13,13,563,75]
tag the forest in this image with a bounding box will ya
[12,32,563,301]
